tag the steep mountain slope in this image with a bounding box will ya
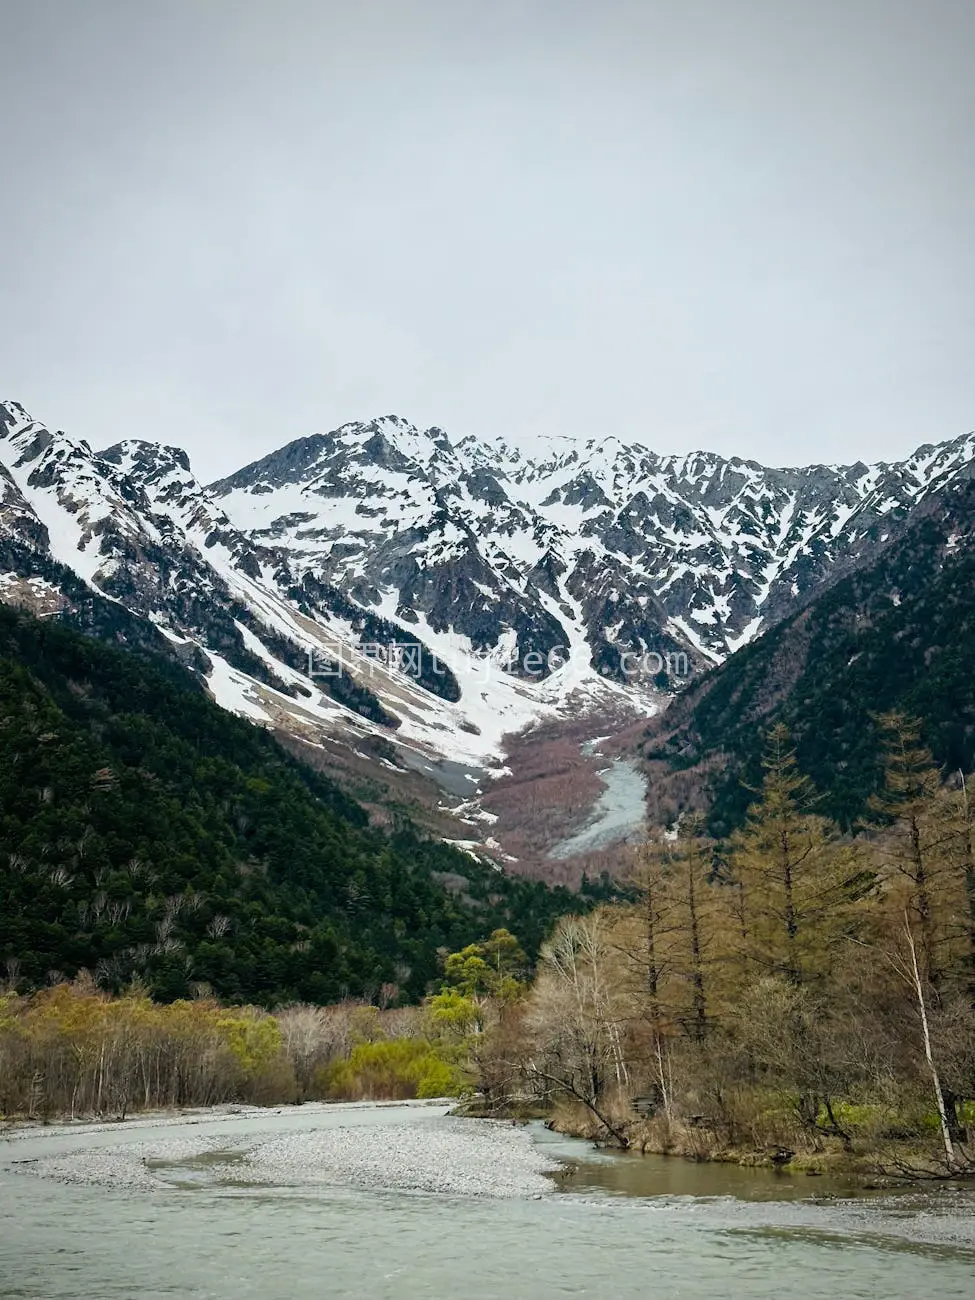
[212,416,975,671]
[1,398,972,807]
[0,402,653,782]
[0,605,605,1002]
[639,475,975,833]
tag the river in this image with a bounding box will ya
[1,1102,973,1299]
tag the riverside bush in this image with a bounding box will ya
[319,1038,468,1101]
[0,980,292,1118]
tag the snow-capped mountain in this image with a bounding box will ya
[1,398,973,781]
[209,414,975,668]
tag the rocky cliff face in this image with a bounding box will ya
[638,472,975,835]
[211,414,975,672]
[1,398,972,776]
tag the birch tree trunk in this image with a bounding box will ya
[904,914,956,1169]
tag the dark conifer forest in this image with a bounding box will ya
[0,606,600,1005]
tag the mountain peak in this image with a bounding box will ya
[100,439,193,477]
[2,397,974,777]
[0,399,34,428]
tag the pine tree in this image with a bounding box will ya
[665,818,721,1041]
[868,713,969,996]
[730,724,852,987]
[958,771,975,997]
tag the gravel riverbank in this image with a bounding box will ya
[3,1104,562,1199]
[234,1117,560,1196]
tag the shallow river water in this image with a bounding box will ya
[2,1103,973,1299]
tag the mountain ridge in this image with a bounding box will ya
[638,471,975,833]
[205,411,975,668]
[2,398,973,812]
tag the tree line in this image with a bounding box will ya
[478,716,975,1175]
[0,930,527,1121]
[645,482,975,837]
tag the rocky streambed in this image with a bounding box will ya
[3,1102,558,1198]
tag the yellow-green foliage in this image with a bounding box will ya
[0,981,291,1118]
[818,1101,887,1131]
[442,928,528,1000]
[321,1038,468,1101]
[428,989,480,1035]
[0,981,485,1118]
[215,1009,283,1075]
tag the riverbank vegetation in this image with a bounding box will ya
[0,929,527,1121]
[474,718,975,1179]
[0,981,462,1119]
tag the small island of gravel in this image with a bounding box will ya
[4,1103,562,1199]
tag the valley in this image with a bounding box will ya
[5,8,974,1294]
[3,403,975,1264]
[2,397,973,868]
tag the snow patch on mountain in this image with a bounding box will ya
[1,399,973,783]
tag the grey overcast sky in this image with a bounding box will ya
[1,0,973,480]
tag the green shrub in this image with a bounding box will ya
[320,1037,468,1100]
